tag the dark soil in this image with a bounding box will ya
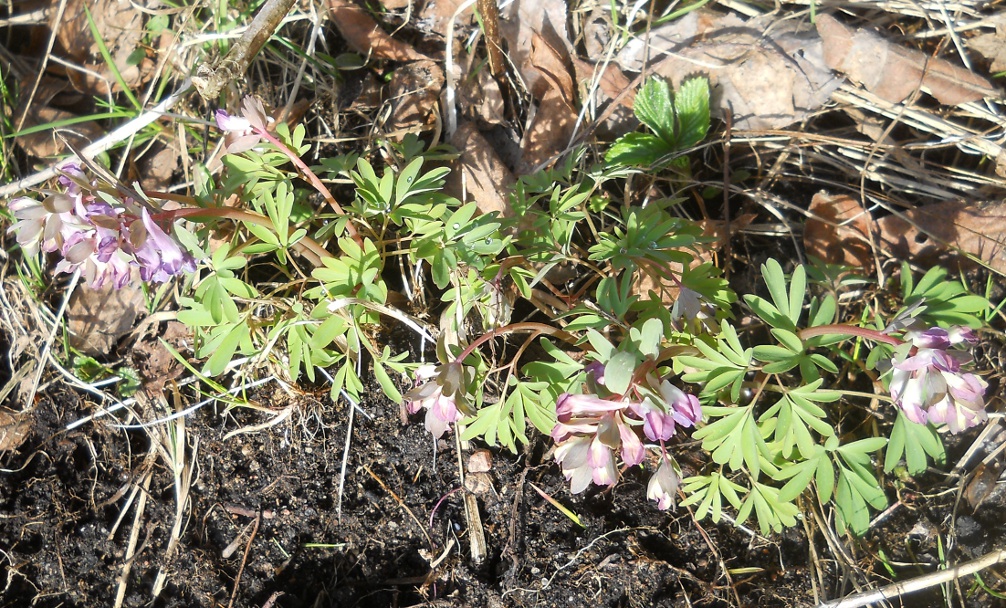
[3,356,1005,607]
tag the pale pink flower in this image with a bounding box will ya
[888,325,988,433]
[215,97,272,154]
[647,455,679,510]
[405,364,464,439]
[631,380,702,441]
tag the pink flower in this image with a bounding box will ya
[129,208,196,283]
[405,364,464,439]
[215,97,272,154]
[551,393,647,492]
[7,165,198,289]
[646,455,679,510]
[888,325,988,433]
[630,380,702,442]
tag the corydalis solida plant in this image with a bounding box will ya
[8,164,197,288]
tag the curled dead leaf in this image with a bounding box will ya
[616,10,841,131]
[0,408,32,452]
[67,273,146,356]
[876,199,1006,274]
[447,121,516,218]
[804,192,874,268]
[388,59,445,135]
[817,14,999,105]
[328,0,427,62]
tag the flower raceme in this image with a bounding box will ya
[888,326,988,434]
[8,164,196,289]
[550,371,701,510]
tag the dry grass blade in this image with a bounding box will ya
[818,548,1006,608]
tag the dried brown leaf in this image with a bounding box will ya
[617,11,841,130]
[328,0,426,62]
[67,275,146,356]
[968,14,1006,73]
[499,0,571,96]
[517,33,577,173]
[804,192,874,267]
[130,321,191,394]
[876,200,1006,274]
[388,59,444,135]
[0,408,32,452]
[460,66,505,126]
[55,0,150,95]
[817,14,999,105]
[447,121,516,218]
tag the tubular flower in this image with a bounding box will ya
[888,326,988,433]
[631,379,702,442]
[404,364,465,439]
[6,164,198,289]
[646,454,680,510]
[551,393,646,493]
[215,96,273,155]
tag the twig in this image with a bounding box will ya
[227,510,262,608]
[337,390,358,523]
[193,0,298,100]
[817,548,1006,608]
[0,80,194,199]
[364,465,433,547]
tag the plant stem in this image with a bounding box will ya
[253,128,364,246]
[798,324,903,347]
[454,322,579,363]
[167,206,332,266]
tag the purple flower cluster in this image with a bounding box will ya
[889,326,988,434]
[551,370,701,510]
[8,164,196,289]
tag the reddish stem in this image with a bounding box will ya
[454,322,580,364]
[166,206,332,265]
[253,128,364,246]
[798,324,904,347]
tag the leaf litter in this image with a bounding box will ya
[3,0,1006,606]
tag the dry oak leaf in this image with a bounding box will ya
[387,59,445,135]
[616,10,841,131]
[55,0,152,95]
[517,33,578,174]
[447,121,516,218]
[876,200,1006,274]
[328,0,427,62]
[804,191,874,268]
[0,408,32,452]
[817,14,999,105]
[67,272,147,356]
[500,0,572,97]
[968,14,1006,74]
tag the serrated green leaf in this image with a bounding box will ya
[633,77,675,143]
[604,133,669,167]
[674,76,710,148]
